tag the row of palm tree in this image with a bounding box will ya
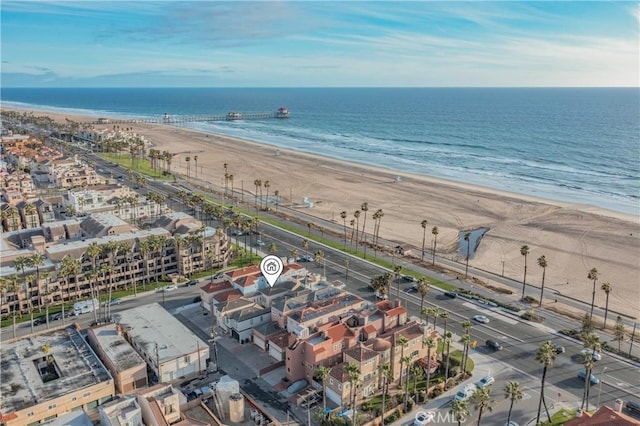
[339,204,385,256]
[420,219,439,265]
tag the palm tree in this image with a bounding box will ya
[520,245,529,300]
[185,156,191,179]
[417,277,429,316]
[613,316,626,352]
[360,202,369,257]
[440,310,450,339]
[28,253,46,312]
[471,387,493,426]
[315,250,326,279]
[420,219,428,261]
[431,306,440,330]
[537,254,548,307]
[345,362,360,426]
[461,334,471,375]
[580,351,596,412]
[421,307,433,327]
[393,264,402,300]
[402,355,413,410]
[301,238,310,259]
[340,211,348,248]
[378,363,393,425]
[464,232,471,278]
[86,242,102,323]
[581,333,601,411]
[397,335,409,387]
[314,366,331,417]
[450,399,470,426]
[13,255,30,317]
[504,381,523,426]
[353,210,361,252]
[535,340,556,424]
[193,155,198,178]
[1,275,20,338]
[373,208,384,248]
[263,180,270,210]
[60,255,81,300]
[587,267,599,322]
[431,226,439,265]
[424,337,436,400]
[443,331,453,383]
[600,282,612,329]
[253,179,261,209]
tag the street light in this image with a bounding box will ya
[596,366,608,408]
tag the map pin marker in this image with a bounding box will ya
[260,255,284,288]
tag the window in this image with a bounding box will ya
[330,378,334,385]
[49,403,57,409]
[411,350,419,358]
[27,413,34,418]
[338,384,342,390]
[184,355,191,364]
[83,392,91,397]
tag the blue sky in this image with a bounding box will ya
[1,1,638,87]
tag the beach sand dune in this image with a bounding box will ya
[7,110,639,319]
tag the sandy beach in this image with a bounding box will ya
[6,108,640,319]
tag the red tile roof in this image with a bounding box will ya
[212,288,242,303]
[201,280,233,294]
[226,265,261,279]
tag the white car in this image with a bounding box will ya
[454,384,477,401]
[580,348,602,361]
[477,375,495,388]
[163,285,178,292]
[413,411,436,425]
[473,315,490,324]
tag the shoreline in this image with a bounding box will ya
[3,107,639,318]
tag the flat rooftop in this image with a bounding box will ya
[113,303,208,362]
[0,325,112,414]
[90,324,146,372]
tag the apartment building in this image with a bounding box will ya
[98,396,143,426]
[0,212,230,320]
[87,323,148,394]
[115,303,210,383]
[0,324,115,426]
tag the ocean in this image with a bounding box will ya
[1,87,638,215]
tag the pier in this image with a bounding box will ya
[89,107,290,125]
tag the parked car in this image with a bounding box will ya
[454,385,477,401]
[473,315,490,324]
[578,370,600,385]
[32,317,46,326]
[580,348,602,361]
[110,298,122,305]
[193,296,202,303]
[254,239,265,247]
[185,280,198,287]
[486,339,504,351]
[162,285,178,292]
[625,400,640,415]
[402,275,417,282]
[444,291,458,298]
[477,375,495,388]
[551,343,565,354]
[49,313,62,321]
